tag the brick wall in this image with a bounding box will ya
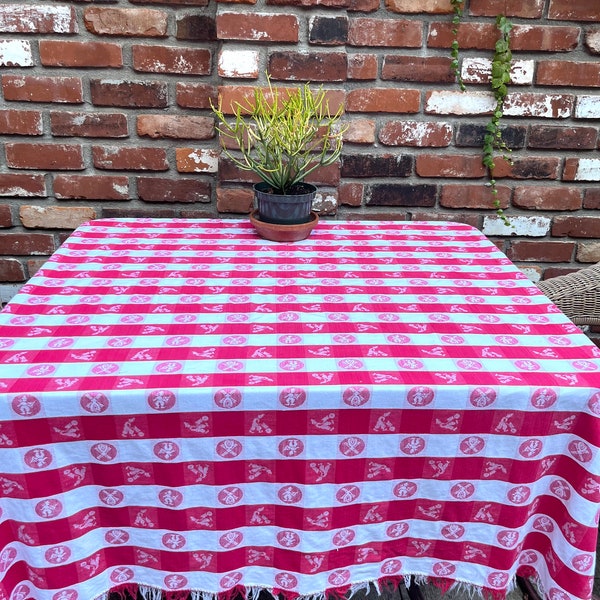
[0,0,599,301]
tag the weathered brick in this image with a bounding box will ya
[416,154,486,178]
[347,0,379,12]
[493,156,560,180]
[309,16,348,45]
[84,7,168,37]
[176,148,220,173]
[427,22,497,50]
[132,45,211,75]
[176,15,217,41]
[338,182,364,207]
[0,258,25,282]
[2,75,83,104]
[93,146,169,171]
[577,242,600,263]
[90,79,168,108]
[513,186,582,211]
[0,174,46,197]
[6,143,84,171]
[0,5,77,34]
[528,125,598,150]
[269,52,348,82]
[138,177,211,203]
[53,175,130,201]
[0,110,42,136]
[217,13,299,42]
[131,0,208,4]
[424,91,495,115]
[344,119,376,144]
[0,234,55,256]
[379,120,452,147]
[218,50,259,79]
[0,40,33,67]
[511,25,579,52]
[341,154,412,178]
[548,0,600,21]
[552,216,600,238]
[385,0,452,13]
[412,211,481,228]
[483,215,551,237]
[347,54,377,80]
[348,18,422,47]
[537,61,600,88]
[20,205,96,230]
[440,184,510,210]
[563,158,600,181]
[216,187,254,214]
[461,58,534,86]
[382,55,454,83]
[346,88,419,113]
[576,95,600,119]
[503,92,574,119]
[585,28,600,54]
[267,0,347,7]
[138,115,214,140]
[506,240,575,262]
[366,183,437,207]
[469,0,544,18]
[103,207,177,220]
[40,40,122,68]
[176,83,218,110]
[584,188,600,209]
[50,112,128,138]
[0,205,12,227]
[455,124,526,149]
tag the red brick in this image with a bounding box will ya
[2,75,83,104]
[0,258,25,282]
[346,88,420,113]
[427,22,497,51]
[40,40,122,68]
[584,188,600,209]
[382,55,453,83]
[138,177,211,203]
[440,184,510,210]
[528,126,598,150]
[537,61,600,88]
[548,0,600,21]
[176,83,218,110]
[6,143,84,171]
[84,7,168,37]
[90,79,168,108]
[347,0,379,10]
[416,154,486,178]
[0,234,55,256]
[132,0,208,4]
[137,115,214,140]
[552,216,600,238]
[0,174,46,197]
[344,119,376,144]
[347,54,378,80]
[50,112,128,138]
[269,52,348,82]
[309,16,348,45]
[103,207,177,220]
[513,186,582,211]
[216,187,254,214]
[217,13,298,42]
[412,211,481,228]
[176,15,217,41]
[53,175,130,201]
[348,18,422,47]
[385,0,452,13]
[338,182,364,207]
[506,241,575,262]
[132,45,211,75]
[492,157,560,180]
[504,93,574,119]
[20,205,96,230]
[0,110,42,136]
[511,26,579,52]
[379,120,452,147]
[469,0,544,18]
[176,148,219,173]
[0,205,12,227]
[0,5,77,33]
[93,146,169,171]
[563,158,600,182]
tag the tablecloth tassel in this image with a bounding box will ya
[138,584,165,600]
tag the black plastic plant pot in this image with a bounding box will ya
[254,182,317,225]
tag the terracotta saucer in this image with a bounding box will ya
[250,210,319,242]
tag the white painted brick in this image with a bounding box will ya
[483,215,551,237]
[503,93,572,118]
[461,58,534,85]
[425,91,495,115]
[0,40,32,67]
[0,6,76,34]
[218,49,259,79]
[575,95,600,119]
[185,149,219,173]
[519,266,542,283]
[572,158,600,181]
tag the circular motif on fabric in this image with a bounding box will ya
[380,559,402,575]
[343,386,370,407]
[432,562,456,577]
[159,489,184,507]
[0,338,14,349]
[398,359,424,370]
[568,440,593,463]
[153,441,180,461]
[339,436,365,457]
[548,589,570,600]
[45,545,71,565]
[53,590,77,600]
[324,295,345,303]
[497,530,519,548]
[214,388,242,409]
[572,554,594,573]
[229,295,250,304]
[469,387,497,408]
[487,572,510,589]
[333,529,356,546]
[507,485,531,505]
[48,337,75,349]
[277,531,300,548]
[530,388,557,409]
[220,572,243,590]
[147,390,176,411]
[494,335,519,345]
[165,574,189,591]
[222,335,247,346]
[278,312,300,322]
[549,479,571,500]
[514,359,541,372]
[99,489,124,506]
[441,524,465,540]
[218,487,243,506]
[279,335,303,345]
[336,485,360,504]
[588,392,600,415]
[440,335,465,345]
[174,314,198,323]
[180,295,202,304]
[226,314,249,323]
[450,482,475,500]
[278,485,302,504]
[280,359,305,371]
[548,336,571,346]
[378,313,399,322]
[519,550,539,564]
[479,314,500,324]
[155,361,183,374]
[275,573,298,590]
[393,481,418,498]
[279,387,306,408]
[371,294,392,302]
[119,315,143,324]
[456,359,483,371]
[166,335,191,347]
[327,569,351,587]
[386,522,409,538]
[11,394,41,417]
[216,439,242,459]
[107,337,133,348]
[278,438,304,457]
[459,436,485,455]
[518,439,543,458]
[573,360,599,372]
[162,533,186,550]
[105,529,130,545]
[24,448,53,469]
[400,436,426,455]
[407,386,434,407]
[387,334,411,344]
[35,499,63,519]
[328,312,350,322]
[90,442,117,462]
[533,516,554,532]
[0,547,17,572]
[27,364,56,377]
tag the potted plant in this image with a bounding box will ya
[211,76,346,241]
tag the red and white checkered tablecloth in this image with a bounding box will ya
[0,218,600,600]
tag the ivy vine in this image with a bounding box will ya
[450,2,514,226]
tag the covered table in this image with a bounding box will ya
[0,218,599,600]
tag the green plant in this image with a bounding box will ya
[211,77,346,195]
